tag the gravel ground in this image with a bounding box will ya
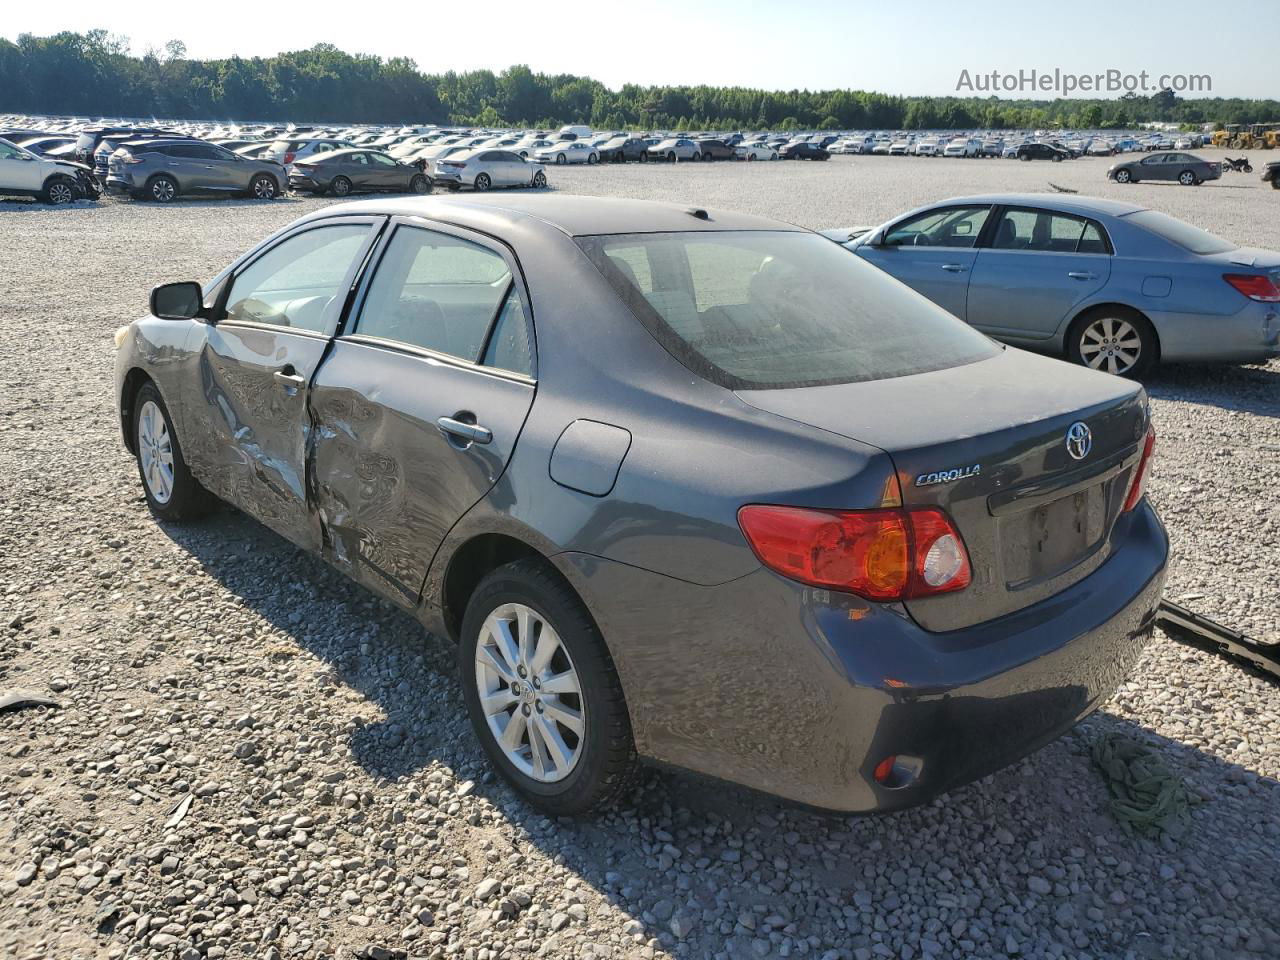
[1,154,1277,960]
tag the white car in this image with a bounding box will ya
[734,142,779,161]
[432,148,547,191]
[942,138,981,158]
[1087,140,1118,157]
[888,140,912,155]
[534,141,599,165]
[914,139,941,157]
[0,136,98,204]
[511,138,554,159]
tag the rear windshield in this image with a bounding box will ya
[1124,209,1236,255]
[577,231,999,389]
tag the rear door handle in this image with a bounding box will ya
[1068,271,1097,280]
[941,263,968,273]
[437,416,492,445]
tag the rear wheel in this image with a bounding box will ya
[1019,154,1030,162]
[1178,170,1196,186]
[249,174,278,199]
[460,559,638,815]
[410,174,432,194]
[587,153,598,165]
[556,153,567,165]
[330,176,352,197]
[147,175,178,203]
[1067,309,1157,378]
[132,383,215,521]
[42,177,76,205]
[474,172,492,192]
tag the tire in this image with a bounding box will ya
[1243,164,1253,174]
[1178,170,1196,186]
[1113,169,1132,183]
[147,175,179,203]
[410,174,432,194]
[330,176,352,197]
[700,152,711,162]
[555,153,567,165]
[769,152,778,160]
[667,152,676,162]
[1019,154,1030,161]
[746,152,755,161]
[1066,308,1158,379]
[587,153,598,165]
[459,559,639,815]
[41,177,76,205]
[532,170,547,189]
[249,174,278,200]
[1052,154,1063,162]
[474,172,492,192]
[131,382,215,521]
[1272,177,1280,190]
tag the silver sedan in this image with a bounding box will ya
[432,148,547,191]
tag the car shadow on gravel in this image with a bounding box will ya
[1145,361,1280,418]
[155,505,1280,957]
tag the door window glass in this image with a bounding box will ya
[990,208,1103,253]
[369,153,397,166]
[355,226,513,361]
[224,225,370,331]
[883,206,990,248]
[482,289,534,376]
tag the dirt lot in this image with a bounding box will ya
[1,153,1278,960]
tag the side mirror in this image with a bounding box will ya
[150,281,204,320]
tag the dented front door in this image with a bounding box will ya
[189,217,383,549]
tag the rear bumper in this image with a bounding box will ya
[556,501,1167,812]
[1152,301,1280,363]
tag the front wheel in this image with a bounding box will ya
[587,153,598,165]
[460,560,638,815]
[532,170,547,189]
[42,177,77,205]
[1067,310,1157,378]
[132,383,215,521]
[555,153,567,165]
[1113,169,1132,184]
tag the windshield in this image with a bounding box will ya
[1125,209,1236,255]
[577,231,999,390]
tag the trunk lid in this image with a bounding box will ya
[737,349,1149,631]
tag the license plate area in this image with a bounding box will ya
[999,482,1111,590]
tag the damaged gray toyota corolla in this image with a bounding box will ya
[115,195,1168,815]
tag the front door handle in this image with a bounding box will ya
[437,416,492,445]
[941,263,968,273]
[1068,271,1097,280]
[273,369,305,392]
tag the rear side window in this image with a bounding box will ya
[578,231,998,389]
[482,290,534,376]
[990,208,1111,254]
[355,226,514,362]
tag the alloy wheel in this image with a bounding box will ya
[151,178,176,202]
[474,602,585,783]
[252,176,276,199]
[48,181,75,204]
[1079,317,1142,375]
[137,400,175,504]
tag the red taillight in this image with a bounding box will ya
[1123,426,1156,512]
[283,152,296,164]
[1223,273,1280,302]
[737,504,971,601]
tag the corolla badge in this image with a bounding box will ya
[1065,421,1093,461]
[915,464,981,487]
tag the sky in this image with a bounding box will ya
[4,0,1271,99]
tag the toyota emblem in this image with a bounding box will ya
[1065,421,1093,461]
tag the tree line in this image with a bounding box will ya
[3,31,1279,131]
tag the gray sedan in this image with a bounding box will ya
[288,148,432,196]
[1108,151,1221,186]
[116,195,1166,815]
[826,193,1280,376]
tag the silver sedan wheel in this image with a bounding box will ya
[475,602,585,783]
[1080,317,1142,375]
[48,181,75,204]
[137,400,175,504]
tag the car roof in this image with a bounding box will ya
[317,194,805,237]
[939,194,1148,218]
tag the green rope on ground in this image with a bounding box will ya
[1090,733,1201,837]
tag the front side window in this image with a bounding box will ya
[578,231,998,390]
[355,226,514,362]
[369,153,397,166]
[883,206,991,248]
[223,225,370,332]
